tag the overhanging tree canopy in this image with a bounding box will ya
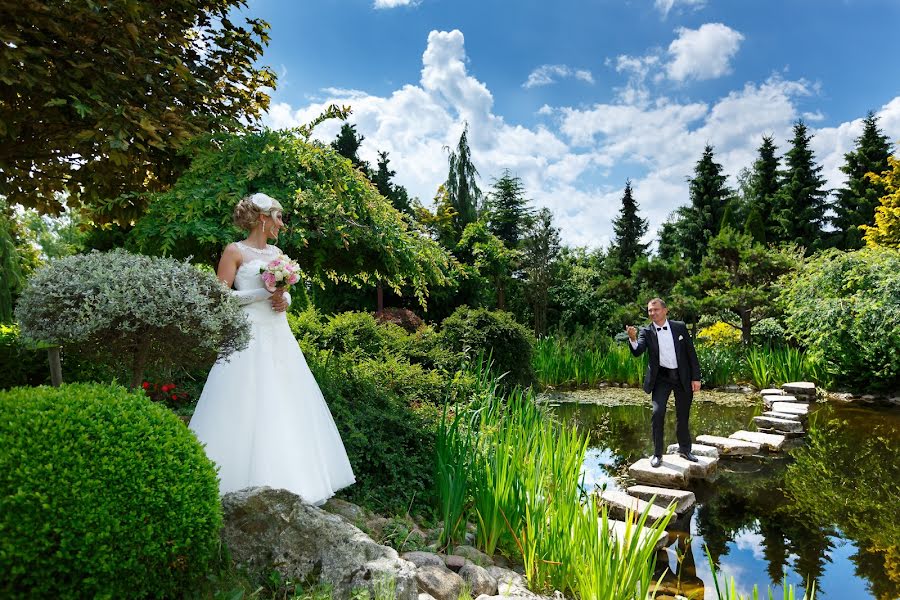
[130,127,453,307]
[0,0,275,219]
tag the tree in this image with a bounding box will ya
[331,123,370,175]
[609,180,649,277]
[744,207,766,245]
[772,121,828,250]
[486,170,531,248]
[445,124,482,242]
[456,220,519,310]
[521,208,561,336]
[129,127,452,308]
[689,228,800,344]
[831,112,893,250]
[372,151,412,216]
[746,136,781,240]
[656,217,684,262]
[861,155,900,248]
[679,145,732,271]
[0,0,276,219]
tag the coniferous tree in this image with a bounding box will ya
[746,135,781,240]
[744,207,766,245]
[373,151,413,216]
[609,180,649,276]
[656,217,683,261]
[522,208,561,336]
[772,121,828,251]
[486,170,531,248]
[445,123,482,242]
[331,123,370,174]
[831,112,892,249]
[679,145,732,271]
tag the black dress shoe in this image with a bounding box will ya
[650,455,662,468]
[678,450,699,462]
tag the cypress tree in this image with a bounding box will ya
[486,170,531,248]
[445,123,482,242]
[744,207,766,245]
[609,179,649,276]
[831,112,892,249]
[772,121,828,251]
[679,145,732,271]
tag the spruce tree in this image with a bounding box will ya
[831,112,892,249]
[373,151,413,216]
[679,145,732,271]
[486,170,531,248]
[331,123,369,174]
[609,180,649,276]
[747,135,781,241]
[657,216,684,262]
[772,121,828,251]
[445,123,482,242]
[744,207,766,245]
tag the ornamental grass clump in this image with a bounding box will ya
[0,383,222,598]
[15,249,250,388]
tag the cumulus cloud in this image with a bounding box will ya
[655,0,707,18]
[263,29,900,249]
[373,0,417,8]
[667,23,744,82]
[523,64,595,89]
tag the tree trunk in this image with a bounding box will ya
[741,309,752,345]
[48,347,62,387]
[130,343,149,390]
[376,281,384,313]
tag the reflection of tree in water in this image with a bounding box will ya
[785,417,900,600]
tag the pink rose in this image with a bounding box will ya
[288,273,300,285]
[261,271,277,292]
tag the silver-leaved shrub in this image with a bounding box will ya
[15,249,249,387]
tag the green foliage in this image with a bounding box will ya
[746,346,824,389]
[0,323,48,389]
[780,247,900,391]
[372,151,413,216]
[15,249,250,388]
[439,306,536,390]
[486,169,532,248]
[331,123,370,174]
[129,128,452,306]
[862,155,900,249]
[831,112,892,250]
[697,321,743,348]
[0,383,222,598]
[521,208,561,336]
[745,135,781,243]
[706,546,816,600]
[751,317,787,347]
[0,210,23,321]
[0,0,275,218]
[696,344,747,388]
[445,123,483,242]
[744,207,767,245]
[772,121,828,251]
[457,219,520,309]
[678,145,733,271]
[534,337,647,388]
[609,179,649,277]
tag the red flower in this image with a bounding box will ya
[141,382,150,390]
[171,394,178,401]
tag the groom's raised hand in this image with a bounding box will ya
[626,325,638,342]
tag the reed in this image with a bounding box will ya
[534,336,647,388]
[746,346,824,389]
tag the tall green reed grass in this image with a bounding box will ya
[534,336,647,388]
[746,346,825,389]
[436,358,670,598]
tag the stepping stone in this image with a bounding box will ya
[753,415,804,434]
[782,382,816,397]
[759,388,784,396]
[667,442,719,458]
[598,490,670,525]
[757,427,805,439]
[661,453,717,479]
[731,430,786,451]
[626,485,696,515]
[629,458,689,487]
[606,519,668,551]
[763,395,805,409]
[772,402,809,416]
[695,435,760,456]
[762,411,802,422]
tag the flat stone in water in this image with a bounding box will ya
[759,388,783,396]
[666,442,719,458]
[753,415,805,433]
[762,410,802,421]
[782,382,816,397]
[629,458,689,487]
[763,395,805,409]
[730,430,786,451]
[662,453,718,479]
[626,485,696,514]
[695,434,760,456]
[599,490,670,524]
[772,401,809,415]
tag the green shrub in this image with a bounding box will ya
[439,306,536,389]
[780,248,900,391]
[751,317,787,348]
[0,383,222,598]
[0,323,46,389]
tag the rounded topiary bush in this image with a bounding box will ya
[14,249,250,388]
[0,383,222,598]
[439,306,536,390]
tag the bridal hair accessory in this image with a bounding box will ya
[247,192,282,214]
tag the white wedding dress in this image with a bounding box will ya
[189,242,355,503]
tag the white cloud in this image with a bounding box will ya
[263,29,900,250]
[655,0,706,18]
[373,0,417,8]
[666,23,744,82]
[524,64,595,89]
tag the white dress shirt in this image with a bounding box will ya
[631,319,678,369]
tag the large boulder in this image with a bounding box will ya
[221,487,417,599]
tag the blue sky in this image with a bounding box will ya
[241,0,900,247]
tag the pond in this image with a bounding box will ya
[542,388,900,600]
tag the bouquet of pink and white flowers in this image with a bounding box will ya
[259,254,301,292]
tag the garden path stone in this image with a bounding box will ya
[730,430,786,451]
[401,551,445,569]
[628,458,689,487]
[759,388,784,396]
[695,435,760,456]
[452,544,494,567]
[753,415,804,433]
[772,402,809,415]
[598,490,670,524]
[459,562,499,597]
[626,485,696,514]
[781,382,816,397]
[416,564,466,600]
[662,453,717,479]
[220,487,417,600]
[762,411,802,421]
[667,442,719,458]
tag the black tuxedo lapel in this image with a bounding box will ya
[671,321,682,360]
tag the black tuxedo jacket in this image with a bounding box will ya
[629,320,701,394]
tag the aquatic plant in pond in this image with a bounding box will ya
[746,346,826,389]
[534,336,646,387]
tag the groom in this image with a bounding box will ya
[626,298,701,468]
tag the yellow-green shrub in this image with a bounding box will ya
[697,321,742,348]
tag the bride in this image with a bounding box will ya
[189,192,355,504]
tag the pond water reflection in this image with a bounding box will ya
[544,389,900,600]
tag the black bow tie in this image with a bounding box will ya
[656,326,668,331]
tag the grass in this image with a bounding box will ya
[534,336,647,388]
[746,346,825,389]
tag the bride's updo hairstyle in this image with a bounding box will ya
[233,193,285,231]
